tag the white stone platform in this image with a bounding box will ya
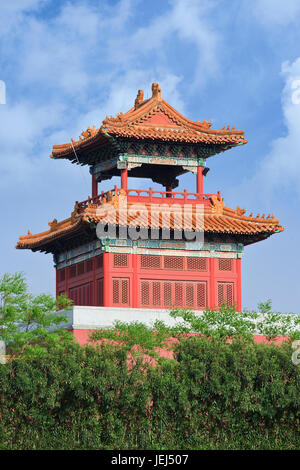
[59,306,196,330]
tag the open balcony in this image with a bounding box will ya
[76,186,216,213]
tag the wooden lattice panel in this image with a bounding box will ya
[187,257,207,271]
[77,261,85,276]
[217,282,234,306]
[140,279,207,309]
[112,279,120,304]
[141,280,150,305]
[163,282,172,307]
[196,283,206,309]
[58,268,65,282]
[164,256,184,270]
[69,265,76,278]
[113,253,128,268]
[121,279,129,304]
[86,259,93,272]
[175,282,184,306]
[96,278,104,306]
[96,255,103,269]
[69,283,90,306]
[218,258,233,272]
[141,255,162,269]
[152,281,161,306]
[112,278,130,306]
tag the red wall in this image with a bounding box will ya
[56,251,241,311]
[72,329,289,349]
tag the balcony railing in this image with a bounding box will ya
[76,186,215,213]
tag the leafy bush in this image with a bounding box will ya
[0,272,73,359]
[0,337,299,450]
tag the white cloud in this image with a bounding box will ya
[0,0,47,35]
[228,56,300,212]
[0,0,220,189]
[258,58,300,195]
[0,0,222,296]
[253,0,300,26]
[129,0,219,88]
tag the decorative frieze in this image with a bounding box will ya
[104,245,239,259]
[54,238,244,268]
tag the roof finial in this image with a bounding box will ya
[152,82,161,101]
[134,89,144,109]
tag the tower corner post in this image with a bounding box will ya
[209,257,216,309]
[197,166,203,198]
[121,168,128,190]
[103,251,110,307]
[92,174,98,198]
[236,258,242,311]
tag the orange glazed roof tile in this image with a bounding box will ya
[51,83,247,159]
[16,194,283,252]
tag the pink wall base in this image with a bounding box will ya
[71,329,289,349]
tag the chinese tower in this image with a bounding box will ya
[17,83,283,328]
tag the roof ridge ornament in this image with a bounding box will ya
[152,82,162,101]
[134,89,144,109]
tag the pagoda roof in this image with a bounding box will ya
[51,83,247,161]
[16,192,283,253]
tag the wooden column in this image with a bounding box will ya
[132,253,138,307]
[65,266,69,299]
[103,251,110,307]
[197,166,203,198]
[93,256,97,306]
[236,258,242,312]
[92,174,98,198]
[209,257,215,309]
[121,168,128,191]
[165,184,172,198]
[55,268,59,299]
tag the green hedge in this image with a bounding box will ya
[0,339,299,450]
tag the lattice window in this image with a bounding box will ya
[139,279,208,309]
[217,282,234,306]
[185,283,194,307]
[96,255,103,269]
[226,283,233,305]
[69,265,76,278]
[152,282,161,306]
[141,255,161,269]
[86,259,93,272]
[175,282,183,307]
[187,257,207,271]
[163,282,172,307]
[196,282,207,309]
[217,283,224,306]
[141,281,150,305]
[164,256,184,270]
[58,268,65,282]
[96,278,103,306]
[69,283,90,306]
[218,258,233,271]
[113,253,128,268]
[121,279,129,304]
[77,261,85,276]
[112,278,130,306]
[112,279,120,304]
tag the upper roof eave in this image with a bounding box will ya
[50,83,247,161]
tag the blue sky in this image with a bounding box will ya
[1,0,300,312]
